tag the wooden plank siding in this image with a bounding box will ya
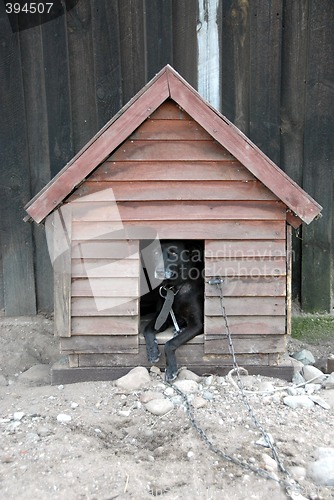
[62,100,287,359]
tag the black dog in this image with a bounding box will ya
[143,241,204,381]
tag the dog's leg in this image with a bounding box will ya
[144,320,160,364]
[164,321,202,381]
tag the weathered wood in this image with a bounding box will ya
[286,225,292,335]
[145,0,173,79]
[205,257,287,278]
[25,70,170,223]
[61,335,138,354]
[110,139,232,161]
[204,335,287,355]
[0,15,36,315]
[54,206,72,337]
[70,181,278,202]
[71,258,139,278]
[118,0,146,103]
[221,0,250,135]
[41,6,73,178]
[204,316,286,336]
[72,277,139,297]
[71,220,286,241]
[131,119,212,140]
[51,363,293,384]
[205,239,286,258]
[71,297,138,316]
[20,25,53,312]
[167,68,322,224]
[91,0,122,128]
[72,240,139,259]
[91,160,255,182]
[172,0,197,88]
[71,200,286,222]
[71,316,139,335]
[148,100,192,120]
[205,296,286,316]
[249,0,283,165]
[67,0,97,153]
[205,277,286,297]
[301,0,334,312]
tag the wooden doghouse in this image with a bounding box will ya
[25,66,322,384]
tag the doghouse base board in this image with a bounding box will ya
[51,358,294,385]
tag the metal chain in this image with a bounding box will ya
[166,277,305,496]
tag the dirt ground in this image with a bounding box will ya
[0,315,333,500]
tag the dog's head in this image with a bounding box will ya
[153,241,202,286]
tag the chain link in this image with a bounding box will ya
[166,278,305,497]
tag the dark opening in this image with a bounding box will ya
[139,239,204,322]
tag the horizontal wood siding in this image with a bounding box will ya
[66,100,287,359]
[70,236,140,353]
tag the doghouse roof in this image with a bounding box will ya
[25,65,322,227]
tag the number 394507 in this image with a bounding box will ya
[5,3,54,14]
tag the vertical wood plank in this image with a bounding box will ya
[91,0,123,128]
[0,7,36,315]
[118,0,146,103]
[301,0,334,312]
[42,5,73,177]
[145,0,173,79]
[20,24,54,313]
[286,225,292,335]
[172,0,197,88]
[249,0,283,164]
[54,206,72,337]
[221,0,250,134]
[280,1,309,302]
[67,0,98,153]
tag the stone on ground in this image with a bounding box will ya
[115,367,151,391]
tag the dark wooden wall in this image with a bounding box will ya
[0,0,333,316]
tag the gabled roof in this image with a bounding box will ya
[25,65,322,227]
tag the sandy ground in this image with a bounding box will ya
[0,315,333,500]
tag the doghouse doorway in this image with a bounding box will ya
[139,239,205,336]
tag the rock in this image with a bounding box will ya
[309,395,331,410]
[140,391,165,404]
[173,379,199,394]
[37,426,53,437]
[56,413,72,423]
[177,368,201,382]
[150,366,161,375]
[255,433,275,448]
[118,410,131,417]
[26,432,40,442]
[322,372,334,389]
[191,396,207,409]
[307,456,334,486]
[292,349,315,365]
[18,364,51,386]
[283,395,314,409]
[292,372,305,386]
[0,374,8,386]
[288,466,306,481]
[314,447,334,459]
[304,383,322,395]
[115,367,151,392]
[145,398,174,416]
[261,453,278,472]
[13,411,25,421]
[289,357,304,374]
[302,365,326,384]
[203,390,214,401]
